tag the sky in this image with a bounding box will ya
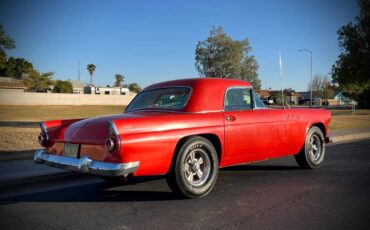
[0,0,359,91]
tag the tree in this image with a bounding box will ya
[331,0,370,107]
[128,83,142,93]
[195,26,260,89]
[22,70,54,92]
[4,57,33,78]
[114,74,124,87]
[0,24,16,76]
[87,64,96,85]
[309,74,334,100]
[53,80,73,93]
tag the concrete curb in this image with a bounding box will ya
[331,132,370,144]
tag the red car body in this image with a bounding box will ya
[35,78,331,197]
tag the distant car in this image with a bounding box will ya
[35,78,331,198]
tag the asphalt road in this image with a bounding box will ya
[0,140,369,230]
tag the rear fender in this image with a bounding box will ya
[42,119,83,143]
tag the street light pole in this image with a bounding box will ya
[298,49,313,107]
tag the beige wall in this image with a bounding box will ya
[0,91,136,105]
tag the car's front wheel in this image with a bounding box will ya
[166,136,219,198]
[295,126,325,169]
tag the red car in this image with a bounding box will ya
[35,78,331,198]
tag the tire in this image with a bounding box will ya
[166,136,219,198]
[295,126,325,169]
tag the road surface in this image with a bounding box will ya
[1,140,369,230]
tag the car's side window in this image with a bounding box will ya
[253,90,267,108]
[224,88,252,111]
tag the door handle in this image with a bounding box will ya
[226,115,236,121]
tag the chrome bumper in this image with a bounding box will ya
[34,149,139,177]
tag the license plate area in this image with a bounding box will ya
[64,143,80,158]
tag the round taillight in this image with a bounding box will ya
[38,133,44,144]
[105,137,116,152]
[38,133,48,147]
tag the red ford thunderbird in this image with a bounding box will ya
[35,78,331,198]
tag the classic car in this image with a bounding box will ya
[34,78,331,198]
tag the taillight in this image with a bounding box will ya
[38,122,49,147]
[106,121,121,153]
[105,137,116,152]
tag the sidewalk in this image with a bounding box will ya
[330,127,370,143]
[0,127,369,187]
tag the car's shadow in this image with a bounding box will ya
[221,164,300,171]
[0,164,302,204]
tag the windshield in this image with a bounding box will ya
[125,87,191,112]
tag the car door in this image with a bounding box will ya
[224,87,278,165]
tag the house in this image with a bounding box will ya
[256,89,271,99]
[70,80,88,94]
[0,77,27,92]
[266,90,303,105]
[84,85,130,95]
[286,91,303,105]
[297,91,310,100]
[327,91,352,106]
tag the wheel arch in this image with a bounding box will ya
[310,122,326,138]
[171,133,222,169]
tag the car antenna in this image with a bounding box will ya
[279,52,285,109]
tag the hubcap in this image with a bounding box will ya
[308,134,322,163]
[183,148,211,186]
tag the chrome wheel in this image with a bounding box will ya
[295,126,325,169]
[183,148,211,187]
[308,134,322,163]
[166,136,219,198]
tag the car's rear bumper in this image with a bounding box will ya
[34,149,139,177]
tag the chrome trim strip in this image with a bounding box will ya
[40,122,47,133]
[34,149,139,177]
[108,120,119,135]
[108,120,121,153]
[39,122,49,141]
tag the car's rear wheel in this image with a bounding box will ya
[295,126,325,169]
[166,136,219,198]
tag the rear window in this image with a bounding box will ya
[125,87,191,112]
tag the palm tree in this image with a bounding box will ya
[86,64,96,85]
[114,74,124,87]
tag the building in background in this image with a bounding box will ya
[83,85,131,95]
[0,77,27,92]
[327,91,352,106]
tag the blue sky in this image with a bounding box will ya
[0,0,359,91]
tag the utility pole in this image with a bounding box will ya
[78,60,80,81]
